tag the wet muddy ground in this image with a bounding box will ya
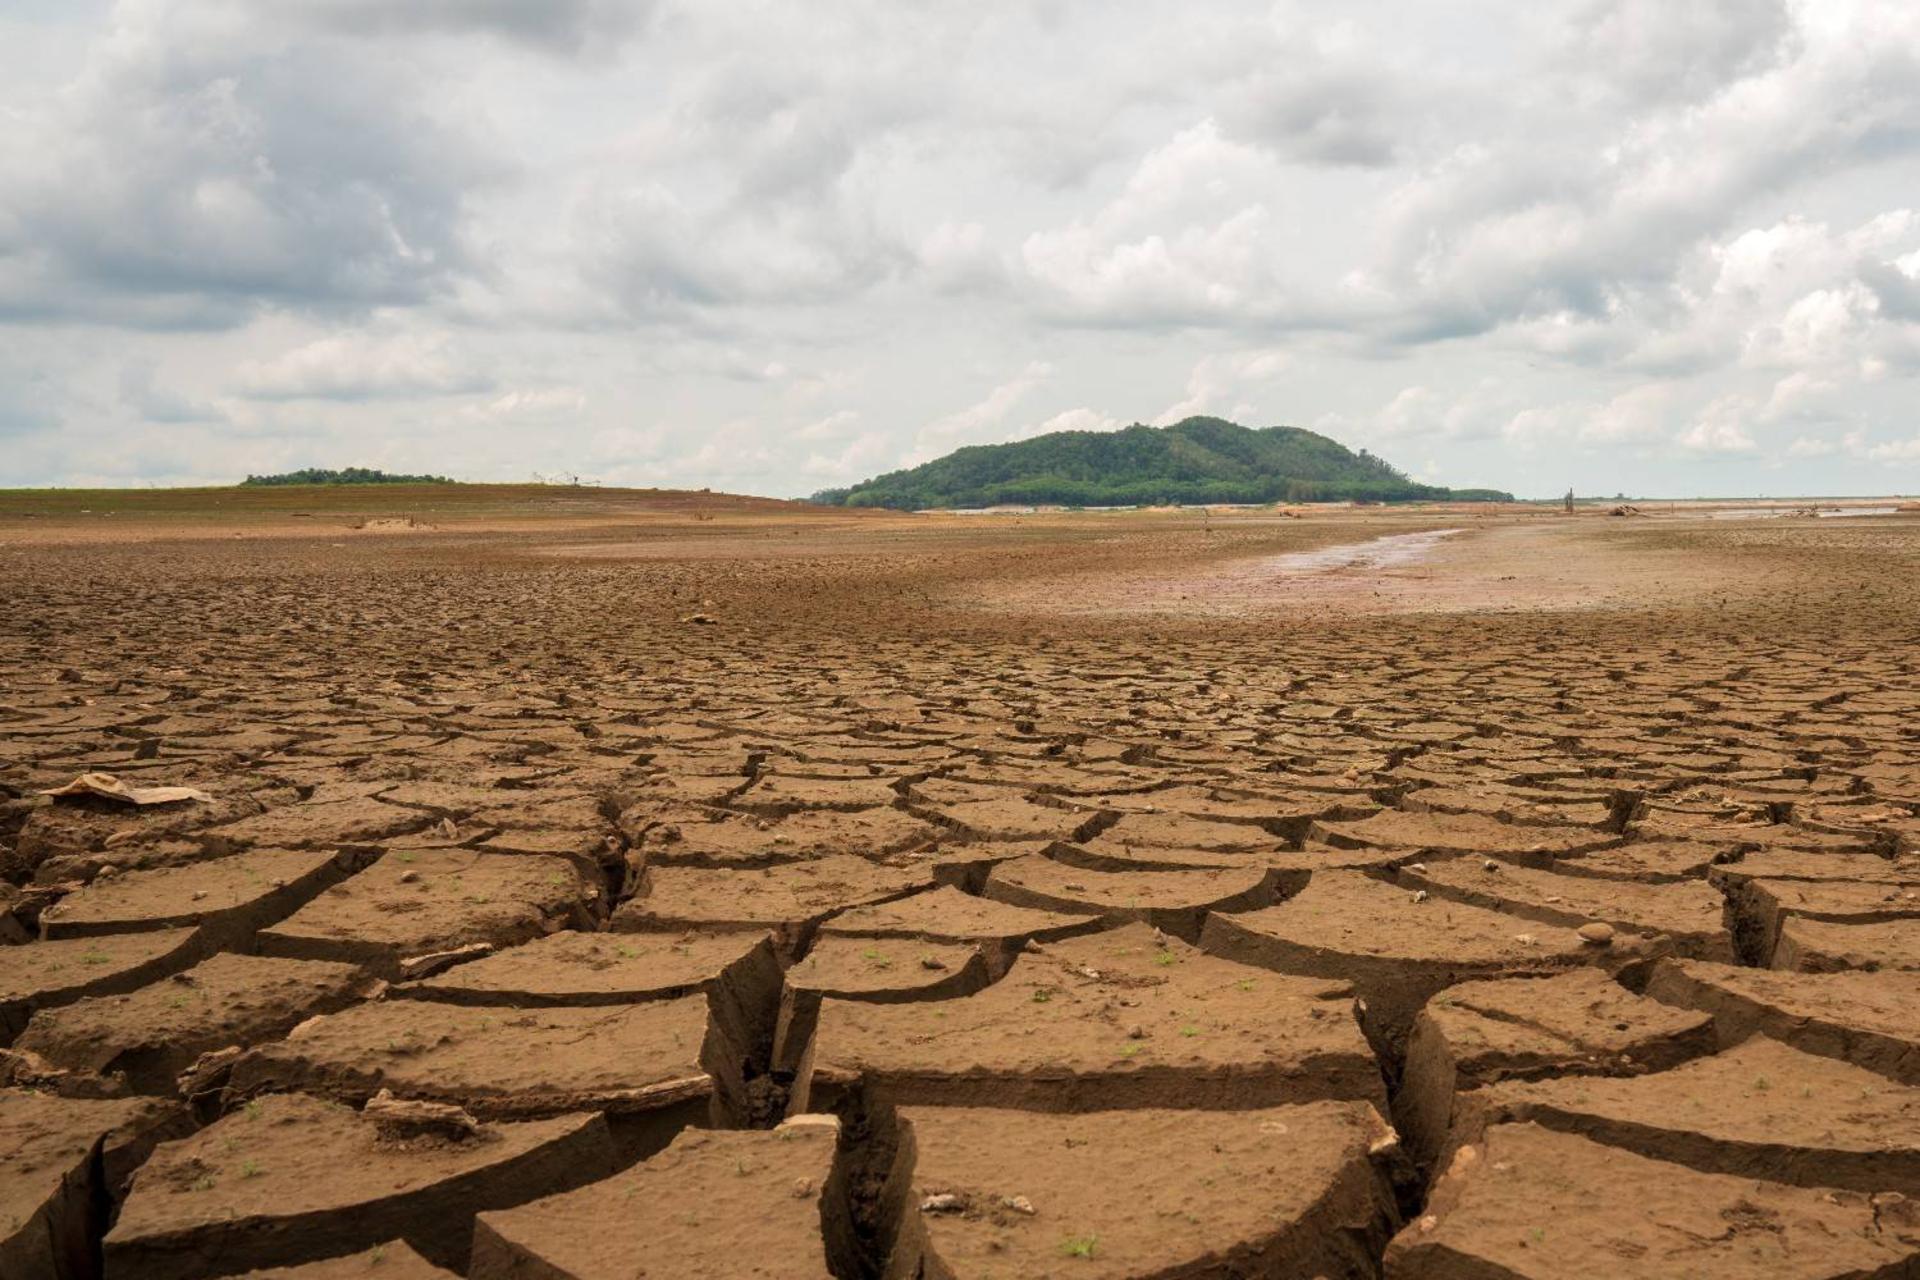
[2,498,1918,1277]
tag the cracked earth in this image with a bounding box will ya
[3,498,1919,1278]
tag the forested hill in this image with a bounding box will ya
[810,417,1512,509]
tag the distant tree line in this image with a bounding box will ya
[239,468,455,486]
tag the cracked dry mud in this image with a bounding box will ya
[4,499,1920,1277]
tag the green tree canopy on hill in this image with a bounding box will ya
[239,468,455,486]
[810,417,1511,509]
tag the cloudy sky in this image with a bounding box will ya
[3,0,1919,498]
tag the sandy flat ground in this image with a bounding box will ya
[3,495,1919,1276]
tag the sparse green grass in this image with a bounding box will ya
[1060,1234,1098,1259]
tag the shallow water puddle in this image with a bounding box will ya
[1265,528,1466,574]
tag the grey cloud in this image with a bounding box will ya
[1222,69,1403,168]
[1359,25,1920,351]
[1864,260,1920,321]
[0,14,488,328]
[232,333,496,401]
[1564,0,1795,104]
[281,0,654,55]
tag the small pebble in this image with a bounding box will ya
[1577,922,1615,946]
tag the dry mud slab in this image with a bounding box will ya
[1396,857,1735,960]
[1774,916,1920,972]
[817,884,1104,966]
[1311,811,1620,860]
[980,853,1277,940]
[614,854,933,957]
[1721,875,1920,966]
[1396,968,1715,1171]
[391,929,772,1007]
[0,1090,181,1280]
[638,806,942,867]
[796,922,1384,1112]
[4,502,1920,1272]
[1,928,204,1043]
[257,849,595,979]
[15,952,375,1093]
[231,1240,457,1278]
[104,1092,614,1277]
[226,997,713,1138]
[1644,959,1920,1083]
[36,848,354,948]
[891,1100,1399,1278]
[470,1115,846,1279]
[1390,1121,1920,1278]
[1199,871,1632,1062]
[1451,1034,1920,1194]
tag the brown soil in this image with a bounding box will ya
[1198,871,1638,1063]
[1397,968,1716,1172]
[1774,917,1920,972]
[256,850,596,979]
[104,1092,614,1275]
[1389,1121,1920,1277]
[893,1100,1399,1278]
[817,884,1103,976]
[1644,960,1920,1084]
[1,928,205,1043]
[470,1116,846,1278]
[638,806,943,868]
[613,855,933,957]
[3,498,1919,1273]
[0,1091,179,1279]
[1452,1034,1920,1194]
[797,922,1384,1112]
[1398,857,1735,960]
[16,953,376,1093]
[232,1240,458,1278]
[38,848,354,949]
[391,929,767,1006]
[980,853,1278,940]
[225,996,713,1123]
